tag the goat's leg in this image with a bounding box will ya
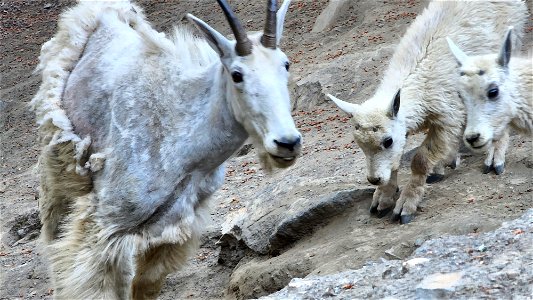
[369,169,398,217]
[132,238,198,300]
[483,144,496,174]
[39,140,92,242]
[491,129,510,175]
[427,139,461,184]
[49,193,136,300]
[392,128,456,224]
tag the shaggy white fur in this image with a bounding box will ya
[31,0,300,298]
[328,0,527,224]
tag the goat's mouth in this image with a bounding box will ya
[269,154,297,167]
[471,141,490,151]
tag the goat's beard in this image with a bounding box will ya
[258,150,275,173]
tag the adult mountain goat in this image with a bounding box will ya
[327,0,527,224]
[447,28,532,175]
[31,0,301,298]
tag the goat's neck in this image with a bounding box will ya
[191,63,248,169]
[509,66,533,135]
[509,93,533,135]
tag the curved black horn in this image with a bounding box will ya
[216,0,252,56]
[261,0,277,49]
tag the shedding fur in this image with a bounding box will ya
[32,0,299,298]
[448,28,532,174]
[329,0,527,223]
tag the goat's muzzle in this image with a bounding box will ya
[268,135,302,168]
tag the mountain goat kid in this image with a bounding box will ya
[447,28,532,175]
[327,0,527,224]
[31,0,301,298]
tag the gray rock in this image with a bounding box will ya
[2,209,41,246]
[415,271,464,299]
[260,209,533,300]
[290,81,327,111]
[311,0,351,33]
[221,186,374,255]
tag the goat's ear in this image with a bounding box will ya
[388,89,401,119]
[327,94,357,117]
[187,14,233,58]
[498,27,513,68]
[276,0,291,46]
[446,37,468,66]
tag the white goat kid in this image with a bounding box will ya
[31,0,300,299]
[327,0,526,224]
[447,28,533,174]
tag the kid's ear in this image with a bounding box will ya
[498,27,513,68]
[388,89,400,119]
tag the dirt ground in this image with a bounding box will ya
[1,0,532,299]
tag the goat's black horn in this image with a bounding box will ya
[217,0,252,56]
[261,0,277,49]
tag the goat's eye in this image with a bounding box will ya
[487,87,499,99]
[354,124,361,130]
[383,137,393,149]
[284,61,290,71]
[459,71,465,76]
[478,70,485,76]
[231,71,243,83]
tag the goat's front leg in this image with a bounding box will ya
[393,129,454,224]
[483,129,509,175]
[132,238,198,300]
[50,193,136,300]
[369,169,398,217]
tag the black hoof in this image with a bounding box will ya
[400,214,415,224]
[377,207,391,218]
[494,164,505,175]
[391,212,401,222]
[370,205,378,215]
[426,173,445,184]
[448,160,458,170]
[482,164,493,174]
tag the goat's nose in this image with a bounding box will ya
[274,136,301,151]
[465,133,480,145]
[367,176,381,185]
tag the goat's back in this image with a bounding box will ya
[377,0,528,100]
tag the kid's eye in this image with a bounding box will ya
[383,137,393,149]
[487,87,499,99]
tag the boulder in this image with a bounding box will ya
[311,0,351,33]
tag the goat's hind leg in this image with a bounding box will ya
[426,139,461,184]
[132,238,198,300]
[370,170,398,218]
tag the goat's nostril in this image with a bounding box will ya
[367,176,381,185]
[465,133,480,145]
[274,137,301,151]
